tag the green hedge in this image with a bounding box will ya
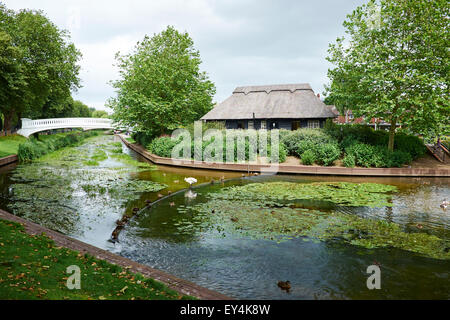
[345,143,412,168]
[281,129,337,157]
[148,130,287,163]
[17,131,99,162]
[146,124,424,168]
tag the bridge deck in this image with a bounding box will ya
[17,117,114,138]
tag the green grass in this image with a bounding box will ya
[125,137,136,144]
[0,219,195,300]
[0,134,27,157]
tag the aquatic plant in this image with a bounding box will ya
[174,182,449,260]
[211,182,398,208]
[8,135,165,235]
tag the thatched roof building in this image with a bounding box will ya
[201,83,336,130]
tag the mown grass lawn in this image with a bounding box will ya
[0,219,194,300]
[0,135,27,157]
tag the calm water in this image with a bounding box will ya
[0,135,449,299]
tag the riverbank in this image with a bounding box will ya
[0,131,101,167]
[0,209,230,300]
[117,135,450,177]
[0,134,27,158]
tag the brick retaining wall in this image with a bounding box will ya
[117,135,450,177]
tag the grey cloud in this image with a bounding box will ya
[3,0,367,110]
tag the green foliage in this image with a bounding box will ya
[109,26,216,139]
[132,131,154,147]
[91,110,109,118]
[281,129,337,156]
[385,133,426,160]
[0,4,81,131]
[314,143,341,166]
[17,131,99,162]
[343,153,356,168]
[147,136,180,158]
[346,143,412,168]
[325,0,449,149]
[148,129,288,163]
[301,149,316,165]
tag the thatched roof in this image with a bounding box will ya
[201,83,337,120]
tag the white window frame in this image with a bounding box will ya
[260,120,266,129]
[307,120,320,129]
[248,120,254,129]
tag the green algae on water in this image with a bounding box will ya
[7,135,166,234]
[174,182,449,260]
[213,182,398,207]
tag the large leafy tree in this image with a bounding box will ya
[109,26,216,138]
[325,0,449,150]
[0,4,81,132]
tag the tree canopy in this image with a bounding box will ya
[108,26,216,139]
[325,0,449,150]
[0,4,82,132]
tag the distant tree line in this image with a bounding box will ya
[0,4,106,134]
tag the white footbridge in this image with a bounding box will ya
[17,118,116,138]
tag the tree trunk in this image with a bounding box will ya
[3,109,15,135]
[388,118,397,151]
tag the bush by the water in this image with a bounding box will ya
[324,121,426,161]
[281,129,336,157]
[343,153,356,168]
[301,149,316,165]
[345,143,412,168]
[148,129,287,163]
[314,143,341,166]
[146,123,424,168]
[18,131,99,162]
[147,136,180,158]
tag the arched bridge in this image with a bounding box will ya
[17,117,114,138]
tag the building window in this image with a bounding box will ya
[248,120,254,129]
[291,121,300,130]
[260,120,266,129]
[237,121,245,129]
[307,120,320,129]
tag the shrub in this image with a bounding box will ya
[346,143,379,168]
[343,153,356,168]
[295,140,317,156]
[301,149,316,165]
[346,143,412,168]
[281,129,336,156]
[386,150,412,167]
[133,131,154,147]
[148,130,288,163]
[315,143,341,166]
[390,133,425,160]
[147,136,180,158]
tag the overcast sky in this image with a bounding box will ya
[3,0,367,112]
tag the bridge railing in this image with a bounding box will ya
[21,117,113,129]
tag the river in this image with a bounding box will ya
[0,134,449,299]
